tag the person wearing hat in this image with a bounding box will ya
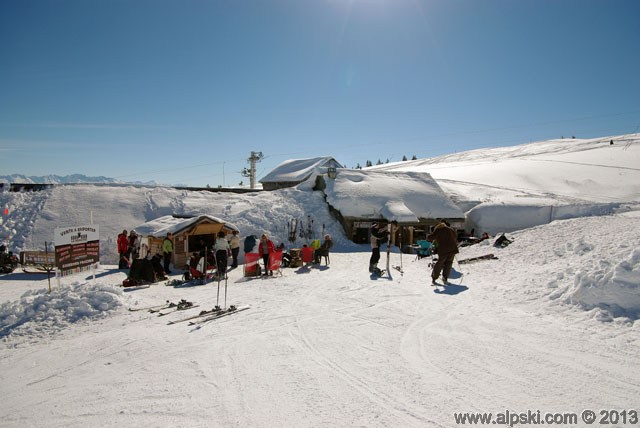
[314,234,333,264]
[117,229,129,269]
[369,223,388,275]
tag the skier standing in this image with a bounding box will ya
[428,220,459,284]
[369,223,388,275]
[214,231,231,278]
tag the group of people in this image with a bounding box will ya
[187,230,241,280]
[118,229,168,270]
[119,218,463,285]
[369,219,460,285]
[242,232,333,276]
[117,230,139,269]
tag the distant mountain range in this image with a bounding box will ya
[0,174,157,186]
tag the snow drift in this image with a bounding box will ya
[0,280,124,344]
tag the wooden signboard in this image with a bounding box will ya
[54,225,100,277]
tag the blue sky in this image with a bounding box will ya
[1,0,639,187]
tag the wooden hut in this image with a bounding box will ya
[259,156,343,190]
[319,169,465,247]
[133,215,239,270]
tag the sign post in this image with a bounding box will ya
[54,225,100,283]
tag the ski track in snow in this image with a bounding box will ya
[1,225,639,427]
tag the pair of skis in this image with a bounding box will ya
[457,253,498,264]
[128,300,171,312]
[128,299,198,315]
[173,269,249,325]
[166,305,250,325]
[150,300,198,316]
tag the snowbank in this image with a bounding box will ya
[465,202,620,235]
[474,212,640,321]
[567,246,640,318]
[0,281,124,344]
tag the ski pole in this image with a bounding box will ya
[215,253,221,307]
[224,275,228,310]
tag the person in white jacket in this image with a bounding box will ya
[227,230,240,268]
[214,231,231,277]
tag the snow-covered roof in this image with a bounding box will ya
[132,214,239,238]
[260,157,342,184]
[323,169,464,223]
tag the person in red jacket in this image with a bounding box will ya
[258,233,276,276]
[117,229,129,269]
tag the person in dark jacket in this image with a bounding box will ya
[369,223,388,274]
[427,220,459,284]
[244,235,257,254]
[314,234,333,264]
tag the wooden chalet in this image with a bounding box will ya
[132,215,239,270]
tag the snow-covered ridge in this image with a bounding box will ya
[0,173,157,186]
[369,133,640,233]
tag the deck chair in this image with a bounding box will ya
[415,240,434,260]
[243,253,262,277]
[301,246,314,266]
[188,256,206,280]
[268,250,284,276]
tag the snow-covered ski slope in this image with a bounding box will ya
[370,133,640,233]
[1,185,356,264]
[370,133,640,205]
